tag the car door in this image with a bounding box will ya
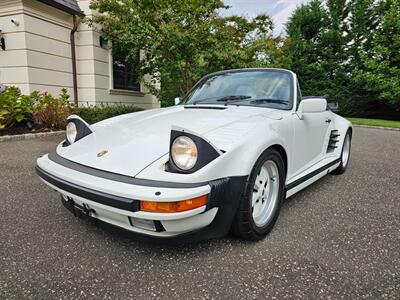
[290,84,332,177]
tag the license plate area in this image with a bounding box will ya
[64,196,96,217]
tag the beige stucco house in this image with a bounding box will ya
[0,0,159,109]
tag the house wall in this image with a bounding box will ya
[0,0,30,94]
[24,0,75,97]
[0,0,159,109]
[75,0,159,109]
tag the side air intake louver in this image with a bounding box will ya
[327,130,340,153]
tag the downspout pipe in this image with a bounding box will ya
[70,15,78,105]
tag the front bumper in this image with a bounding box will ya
[36,153,246,242]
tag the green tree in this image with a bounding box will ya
[87,0,279,106]
[353,0,400,111]
[347,0,378,68]
[286,0,400,117]
[285,0,353,113]
[345,0,382,116]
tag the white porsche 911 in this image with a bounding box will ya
[36,68,352,242]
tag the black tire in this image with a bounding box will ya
[231,149,286,241]
[331,129,352,175]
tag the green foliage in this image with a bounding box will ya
[31,89,77,129]
[88,0,398,116]
[0,86,32,128]
[0,86,77,129]
[0,86,143,130]
[353,0,400,106]
[87,0,287,106]
[285,0,353,113]
[285,0,400,117]
[1,0,395,123]
[79,104,143,124]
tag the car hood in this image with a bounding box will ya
[57,105,280,177]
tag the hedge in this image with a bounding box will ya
[0,85,143,130]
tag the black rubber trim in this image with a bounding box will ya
[285,158,341,191]
[154,221,166,232]
[36,165,140,211]
[64,118,92,146]
[166,130,220,174]
[48,151,209,189]
[184,105,227,110]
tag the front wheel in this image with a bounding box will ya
[331,129,352,175]
[231,149,285,241]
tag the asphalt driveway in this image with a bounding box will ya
[0,127,399,299]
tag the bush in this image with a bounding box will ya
[32,89,77,129]
[79,104,143,124]
[0,85,32,128]
[0,85,143,131]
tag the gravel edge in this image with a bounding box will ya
[0,131,65,143]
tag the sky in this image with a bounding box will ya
[222,0,310,36]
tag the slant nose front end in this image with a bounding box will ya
[36,112,251,242]
[36,151,246,242]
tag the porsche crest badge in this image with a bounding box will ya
[97,150,108,157]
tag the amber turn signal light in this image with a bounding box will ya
[140,194,207,213]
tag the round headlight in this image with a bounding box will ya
[171,136,198,170]
[66,122,77,144]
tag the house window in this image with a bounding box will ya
[112,50,140,91]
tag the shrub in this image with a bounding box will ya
[0,85,32,128]
[79,104,143,124]
[0,85,144,131]
[32,89,77,129]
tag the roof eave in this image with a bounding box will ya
[37,0,85,17]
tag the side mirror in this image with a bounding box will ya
[297,98,327,119]
[327,102,339,112]
[174,97,180,105]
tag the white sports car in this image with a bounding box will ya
[36,68,352,242]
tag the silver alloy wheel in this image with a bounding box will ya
[252,160,280,227]
[342,134,350,167]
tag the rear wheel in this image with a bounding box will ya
[331,130,352,175]
[232,149,285,241]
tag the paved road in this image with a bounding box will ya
[0,127,399,299]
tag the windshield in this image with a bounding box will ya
[183,70,293,110]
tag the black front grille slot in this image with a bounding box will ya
[327,130,340,153]
[184,105,227,110]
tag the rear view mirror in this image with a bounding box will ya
[297,98,327,119]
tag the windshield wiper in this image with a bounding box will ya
[192,95,284,106]
[215,95,252,104]
[192,96,220,105]
[250,98,289,105]
[192,95,251,105]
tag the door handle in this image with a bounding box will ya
[325,118,332,124]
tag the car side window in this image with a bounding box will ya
[296,81,302,110]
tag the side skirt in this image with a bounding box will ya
[285,158,341,198]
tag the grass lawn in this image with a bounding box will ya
[347,118,400,128]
